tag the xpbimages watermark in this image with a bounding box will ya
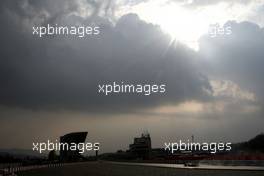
[32,140,100,154]
[98,82,166,96]
[208,23,232,38]
[164,140,232,154]
[32,24,100,37]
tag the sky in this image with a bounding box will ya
[0,0,264,153]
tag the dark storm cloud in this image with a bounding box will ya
[199,21,264,103]
[0,0,115,25]
[0,0,211,113]
[0,1,264,151]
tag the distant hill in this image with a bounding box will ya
[242,133,264,152]
[0,149,45,159]
[233,133,264,153]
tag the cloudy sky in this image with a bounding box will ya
[0,0,264,153]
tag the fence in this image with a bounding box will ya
[0,162,65,176]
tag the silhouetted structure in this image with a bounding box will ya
[48,150,58,161]
[129,132,152,159]
[60,132,88,162]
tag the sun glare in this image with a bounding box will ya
[156,5,209,50]
[123,1,236,51]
